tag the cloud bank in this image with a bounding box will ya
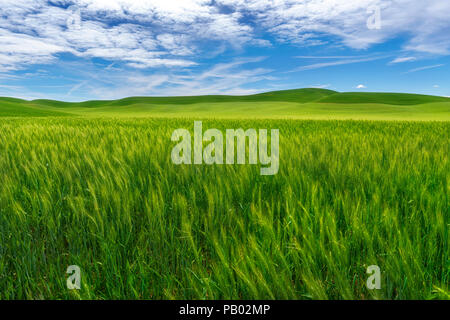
[0,1,449,99]
[1,0,450,72]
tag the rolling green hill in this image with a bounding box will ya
[1,88,449,120]
[0,98,71,117]
[31,88,338,108]
[317,92,450,105]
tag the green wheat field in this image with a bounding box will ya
[0,89,448,299]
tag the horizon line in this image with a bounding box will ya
[1,88,450,103]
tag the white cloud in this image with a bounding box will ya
[406,64,445,73]
[311,84,331,89]
[297,55,371,59]
[0,0,449,73]
[291,56,385,72]
[389,57,417,64]
[356,84,367,89]
[219,0,450,53]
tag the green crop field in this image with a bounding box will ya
[0,89,448,300]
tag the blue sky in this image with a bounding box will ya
[0,0,449,101]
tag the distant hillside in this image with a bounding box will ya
[29,88,337,108]
[0,88,449,120]
[317,92,450,105]
[0,98,70,117]
[26,88,450,108]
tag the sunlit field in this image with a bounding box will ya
[0,116,448,299]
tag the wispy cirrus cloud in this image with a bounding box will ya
[291,56,386,72]
[405,64,445,73]
[389,57,417,64]
[0,0,265,72]
[220,0,450,53]
[296,56,372,59]
[310,84,332,89]
[71,57,276,99]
